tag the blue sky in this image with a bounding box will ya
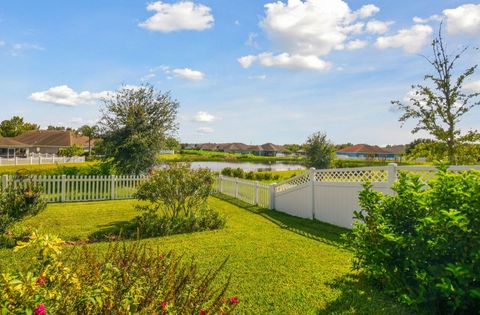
[0,0,479,145]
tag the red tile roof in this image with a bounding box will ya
[337,144,393,155]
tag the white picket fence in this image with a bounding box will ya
[0,175,147,203]
[0,156,85,166]
[215,164,480,229]
[214,176,272,209]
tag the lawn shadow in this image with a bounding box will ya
[213,193,349,247]
[88,220,135,242]
[317,273,413,315]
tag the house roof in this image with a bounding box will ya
[383,145,406,155]
[261,143,286,152]
[0,137,31,148]
[218,143,250,151]
[337,144,394,155]
[13,130,89,148]
[199,143,218,150]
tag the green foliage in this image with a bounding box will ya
[392,28,480,164]
[0,232,237,314]
[77,125,98,155]
[0,162,111,176]
[0,116,39,137]
[112,163,227,240]
[58,144,85,157]
[0,181,46,234]
[348,167,480,313]
[220,167,279,181]
[304,131,335,169]
[99,84,179,175]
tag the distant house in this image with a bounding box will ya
[336,144,396,160]
[0,137,31,158]
[13,130,90,155]
[194,142,287,156]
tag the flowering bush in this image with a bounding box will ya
[348,166,480,313]
[0,181,46,248]
[1,232,238,314]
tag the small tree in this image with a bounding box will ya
[0,116,39,137]
[77,125,97,155]
[58,144,85,157]
[99,85,179,175]
[304,132,335,169]
[392,27,480,164]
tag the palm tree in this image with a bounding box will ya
[78,125,98,155]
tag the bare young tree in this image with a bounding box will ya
[392,26,479,164]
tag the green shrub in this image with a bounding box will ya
[0,181,46,234]
[221,167,234,177]
[232,168,244,178]
[106,163,227,240]
[0,232,238,314]
[58,144,85,157]
[348,166,480,313]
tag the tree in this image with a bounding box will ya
[58,144,85,157]
[78,125,98,155]
[392,27,480,164]
[0,116,39,137]
[164,136,180,151]
[304,132,335,169]
[99,85,179,175]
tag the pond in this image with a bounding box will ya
[188,161,306,172]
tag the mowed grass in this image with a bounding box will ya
[0,162,98,175]
[0,196,410,314]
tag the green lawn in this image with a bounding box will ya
[0,196,410,314]
[158,150,305,163]
[0,162,98,175]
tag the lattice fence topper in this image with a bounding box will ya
[314,168,389,183]
[274,173,311,193]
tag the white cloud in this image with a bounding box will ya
[366,20,394,34]
[139,1,214,32]
[464,80,480,92]
[261,0,379,56]
[29,85,112,106]
[234,20,240,26]
[239,52,331,71]
[444,4,480,35]
[0,40,4,47]
[238,55,258,68]
[197,127,214,134]
[345,39,367,50]
[172,68,204,81]
[375,24,433,53]
[412,15,442,24]
[249,74,267,80]
[10,43,44,56]
[245,32,259,48]
[355,4,380,18]
[193,111,220,122]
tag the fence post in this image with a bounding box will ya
[110,175,116,200]
[269,184,276,210]
[234,178,239,198]
[30,156,33,165]
[1,175,8,191]
[61,175,66,202]
[14,157,18,166]
[219,175,224,193]
[254,181,259,205]
[38,156,42,165]
[310,167,316,220]
[387,163,398,187]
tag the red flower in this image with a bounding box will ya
[36,275,46,286]
[229,296,239,304]
[199,309,206,315]
[161,300,168,310]
[34,304,46,315]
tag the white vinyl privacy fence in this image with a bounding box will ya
[1,175,147,203]
[215,164,480,229]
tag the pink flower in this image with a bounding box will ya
[160,300,168,310]
[199,309,206,315]
[229,296,239,304]
[34,304,46,315]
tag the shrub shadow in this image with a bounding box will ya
[88,220,136,242]
[317,273,413,315]
[213,193,349,247]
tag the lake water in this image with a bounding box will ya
[189,161,306,172]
